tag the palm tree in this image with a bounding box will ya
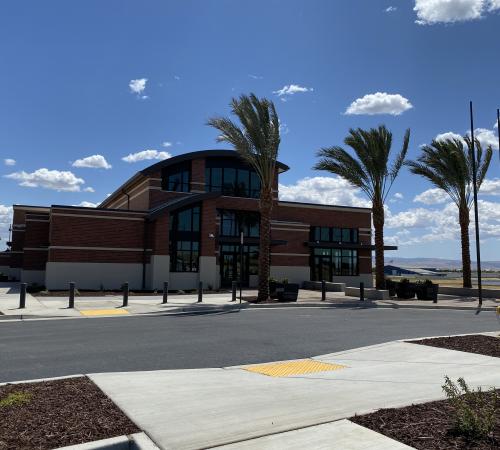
[406,137,492,288]
[314,126,410,290]
[207,93,280,302]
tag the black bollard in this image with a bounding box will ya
[198,281,203,303]
[231,281,237,302]
[360,282,365,302]
[162,281,169,304]
[69,282,75,308]
[321,280,326,301]
[122,282,129,307]
[19,282,27,309]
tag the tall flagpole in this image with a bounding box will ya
[469,101,482,307]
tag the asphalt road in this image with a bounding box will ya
[0,307,498,382]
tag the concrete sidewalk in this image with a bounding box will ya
[1,282,498,320]
[90,333,500,450]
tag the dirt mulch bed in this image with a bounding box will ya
[0,376,139,450]
[351,392,500,449]
[409,334,500,359]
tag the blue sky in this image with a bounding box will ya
[1,0,499,259]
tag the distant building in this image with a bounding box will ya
[384,265,445,277]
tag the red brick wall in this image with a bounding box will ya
[49,208,148,264]
[201,198,216,256]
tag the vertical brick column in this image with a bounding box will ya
[191,158,206,193]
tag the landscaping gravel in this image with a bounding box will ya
[0,376,139,450]
[409,334,500,358]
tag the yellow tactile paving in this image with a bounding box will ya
[79,309,129,316]
[244,359,347,377]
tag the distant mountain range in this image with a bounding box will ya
[382,257,500,271]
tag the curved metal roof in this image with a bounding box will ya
[141,149,289,175]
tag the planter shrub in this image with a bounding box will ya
[415,279,439,301]
[396,278,416,299]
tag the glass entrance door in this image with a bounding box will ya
[220,244,258,287]
[221,249,248,287]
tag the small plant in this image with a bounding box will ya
[281,278,289,285]
[0,391,32,408]
[442,376,498,439]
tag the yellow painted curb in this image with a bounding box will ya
[80,309,129,316]
[244,359,347,377]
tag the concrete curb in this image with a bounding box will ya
[0,299,496,322]
[55,432,159,449]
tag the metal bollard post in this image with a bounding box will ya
[122,282,129,307]
[231,281,237,302]
[198,281,203,303]
[69,282,75,308]
[19,282,27,309]
[162,281,169,304]
[321,280,326,301]
[360,282,364,302]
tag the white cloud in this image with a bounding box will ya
[414,188,449,205]
[385,199,500,246]
[385,6,397,12]
[4,158,16,166]
[474,128,499,150]
[345,92,413,116]
[74,201,98,208]
[414,0,500,25]
[4,168,85,192]
[435,131,464,143]
[83,186,95,193]
[481,178,500,196]
[174,75,181,80]
[249,74,263,80]
[273,84,313,97]
[0,205,13,249]
[162,141,173,148]
[129,78,148,99]
[122,149,172,163]
[278,176,370,208]
[72,154,112,169]
[390,192,404,203]
[434,128,499,149]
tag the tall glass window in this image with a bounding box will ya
[162,162,191,192]
[205,159,261,198]
[311,248,358,280]
[219,210,260,237]
[311,226,359,243]
[169,205,200,272]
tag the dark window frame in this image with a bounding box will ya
[162,162,191,193]
[310,248,359,280]
[169,205,201,272]
[205,159,261,198]
[218,210,260,238]
[311,226,359,244]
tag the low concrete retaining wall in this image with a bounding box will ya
[302,281,346,292]
[439,286,500,299]
[345,287,390,300]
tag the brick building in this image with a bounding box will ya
[1,150,394,290]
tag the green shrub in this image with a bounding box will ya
[442,376,498,439]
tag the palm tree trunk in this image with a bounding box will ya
[257,189,272,302]
[373,201,385,290]
[459,204,472,288]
